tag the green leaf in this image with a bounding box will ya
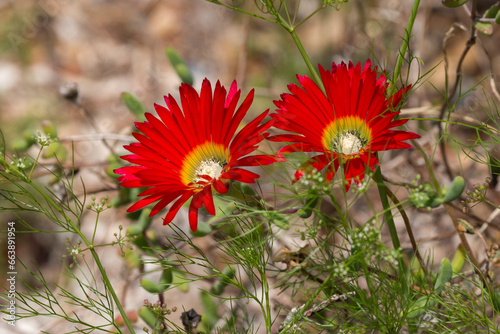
[200,291,219,331]
[123,248,142,269]
[474,20,494,36]
[121,92,148,121]
[140,268,171,294]
[42,142,67,161]
[410,254,425,281]
[490,289,500,313]
[172,270,190,293]
[443,176,465,202]
[165,47,194,85]
[484,3,500,19]
[434,258,453,294]
[159,267,173,287]
[406,296,435,319]
[140,278,164,294]
[41,120,57,138]
[451,244,466,275]
[138,306,163,331]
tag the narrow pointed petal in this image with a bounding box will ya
[272,59,419,191]
[117,78,279,231]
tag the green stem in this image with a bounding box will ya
[262,0,324,92]
[289,30,325,92]
[373,167,407,282]
[29,181,135,333]
[372,0,421,278]
[261,271,272,333]
[91,212,100,245]
[389,0,421,96]
[373,167,400,252]
[28,147,43,180]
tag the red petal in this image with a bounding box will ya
[188,204,199,232]
[213,179,229,194]
[221,168,260,183]
[164,191,193,224]
[127,195,163,213]
[200,186,216,216]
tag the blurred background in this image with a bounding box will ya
[1,0,500,332]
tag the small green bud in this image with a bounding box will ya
[121,92,148,121]
[484,3,500,19]
[140,278,165,294]
[451,244,466,275]
[165,47,194,85]
[138,307,162,331]
[474,19,493,36]
[434,258,453,294]
[443,176,466,202]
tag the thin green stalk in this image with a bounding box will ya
[28,147,43,180]
[373,0,420,275]
[262,0,325,92]
[92,212,100,244]
[289,30,325,92]
[261,271,272,333]
[28,181,135,334]
[372,167,400,252]
[389,0,421,95]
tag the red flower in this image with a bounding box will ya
[269,60,420,190]
[115,79,279,231]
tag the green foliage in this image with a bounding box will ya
[3,1,500,333]
[121,92,148,122]
[165,47,194,85]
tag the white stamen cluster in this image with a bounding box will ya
[194,159,223,183]
[335,132,364,155]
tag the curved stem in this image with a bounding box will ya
[385,186,428,277]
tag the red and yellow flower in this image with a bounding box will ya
[269,60,420,190]
[115,79,278,231]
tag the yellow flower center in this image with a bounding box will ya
[322,116,371,156]
[180,142,229,186]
